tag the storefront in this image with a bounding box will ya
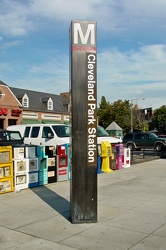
[0,83,22,129]
[0,80,70,129]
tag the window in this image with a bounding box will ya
[0,131,22,142]
[52,125,70,137]
[97,126,109,137]
[31,127,40,138]
[52,125,60,137]
[145,134,151,140]
[0,132,7,141]
[47,98,53,110]
[42,126,54,138]
[135,133,144,140]
[24,127,31,137]
[0,88,5,100]
[10,132,21,140]
[22,94,29,107]
[124,134,133,140]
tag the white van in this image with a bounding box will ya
[7,124,70,147]
[7,124,122,147]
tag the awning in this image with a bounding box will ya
[23,119,41,124]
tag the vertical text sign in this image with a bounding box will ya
[70,21,97,224]
[86,52,97,166]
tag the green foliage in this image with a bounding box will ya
[97,97,131,132]
[110,100,131,132]
[97,96,111,128]
[132,109,149,132]
[97,97,151,133]
[152,105,166,134]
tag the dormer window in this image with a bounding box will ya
[41,97,53,110]
[47,98,53,110]
[0,88,5,101]
[22,94,29,108]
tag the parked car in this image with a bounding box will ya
[0,129,24,146]
[123,132,166,151]
[7,124,122,147]
[7,124,70,147]
[158,134,166,138]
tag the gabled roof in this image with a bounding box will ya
[0,80,7,86]
[41,97,50,103]
[10,87,69,114]
[106,121,122,130]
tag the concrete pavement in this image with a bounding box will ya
[0,159,166,250]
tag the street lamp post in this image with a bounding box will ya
[130,98,145,133]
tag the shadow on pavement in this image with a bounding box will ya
[31,185,71,221]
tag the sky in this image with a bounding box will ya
[0,0,166,110]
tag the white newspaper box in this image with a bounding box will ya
[123,148,130,168]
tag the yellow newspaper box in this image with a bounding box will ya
[101,141,113,173]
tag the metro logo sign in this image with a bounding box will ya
[73,23,95,45]
[71,21,96,51]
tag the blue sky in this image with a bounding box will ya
[0,0,166,110]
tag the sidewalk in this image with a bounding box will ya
[0,159,166,250]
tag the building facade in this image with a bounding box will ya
[0,80,70,129]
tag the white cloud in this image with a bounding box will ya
[97,44,166,108]
[1,0,166,110]
[29,56,68,76]
[122,0,166,18]
[0,0,34,36]
[30,0,102,19]
[3,43,165,109]
[98,44,166,85]
[1,0,166,37]
[0,40,22,49]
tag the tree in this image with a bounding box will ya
[133,109,149,131]
[152,105,166,134]
[97,96,111,128]
[97,97,131,131]
[97,97,149,133]
[110,100,131,132]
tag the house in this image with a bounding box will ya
[0,80,70,129]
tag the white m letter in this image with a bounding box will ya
[74,23,95,45]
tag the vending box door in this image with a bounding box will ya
[57,145,66,155]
